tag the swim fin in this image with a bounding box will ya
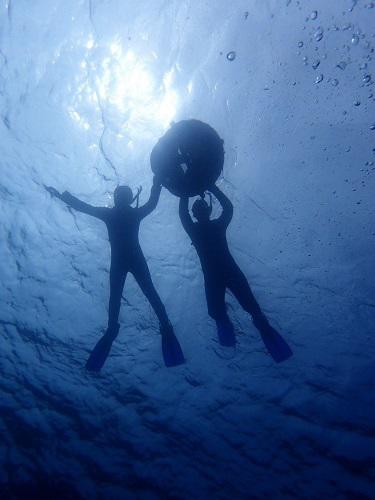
[86,323,120,372]
[216,318,236,347]
[259,326,293,363]
[160,324,185,367]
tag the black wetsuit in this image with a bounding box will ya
[179,186,263,323]
[61,185,169,329]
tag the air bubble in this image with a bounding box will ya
[363,74,371,84]
[348,0,358,12]
[314,28,324,42]
[337,61,347,70]
[226,51,236,61]
[354,100,361,106]
[315,74,324,84]
[370,124,375,130]
[312,59,320,70]
[365,2,374,8]
[351,34,360,45]
[310,11,318,20]
[298,41,304,48]
[331,78,339,87]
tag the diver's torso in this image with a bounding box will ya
[106,208,142,263]
[191,220,235,275]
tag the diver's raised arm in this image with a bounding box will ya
[210,184,233,227]
[137,176,162,219]
[45,185,108,220]
[179,195,194,235]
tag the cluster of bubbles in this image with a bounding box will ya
[296,5,374,113]
[293,2,375,204]
[225,6,374,135]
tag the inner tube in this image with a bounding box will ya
[150,119,224,197]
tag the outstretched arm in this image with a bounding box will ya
[45,186,108,221]
[210,184,233,227]
[137,177,162,219]
[179,196,194,236]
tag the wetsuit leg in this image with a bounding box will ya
[130,254,170,327]
[225,264,266,326]
[204,276,227,320]
[226,264,293,361]
[108,263,127,329]
[204,275,235,346]
[86,264,125,372]
[130,253,185,366]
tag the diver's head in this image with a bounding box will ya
[114,185,133,208]
[192,198,211,222]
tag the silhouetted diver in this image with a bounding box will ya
[179,184,292,362]
[45,178,184,370]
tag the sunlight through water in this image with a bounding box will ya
[68,37,178,141]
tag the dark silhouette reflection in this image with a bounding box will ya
[179,184,292,362]
[45,178,184,371]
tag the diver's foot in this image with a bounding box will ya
[85,323,120,372]
[216,319,236,347]
[160,323,185,367]
[255,321,293,363]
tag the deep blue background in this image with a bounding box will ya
[0,1,374,498]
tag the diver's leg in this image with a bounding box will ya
[131,254,184,367]
[131,255,170,327]
[204,276,235,347]
[226,265,265,326]
[226,264,292,362]
[86,265,126,372]
[108,264,127,329]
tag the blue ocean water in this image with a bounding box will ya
[0,1,374,498]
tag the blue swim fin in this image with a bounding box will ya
[260,326,293,363]
[86,323,120,372]
[216,318,236,347]
[161,325,185,367]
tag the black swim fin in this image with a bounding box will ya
[160,324,185,367]
[86,323,120,372]
[259,326,293,363]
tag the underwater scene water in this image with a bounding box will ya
[0,0,374,498]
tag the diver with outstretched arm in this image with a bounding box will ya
[45,176,184,371]
[179,183,292,362]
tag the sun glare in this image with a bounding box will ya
[70,37,178,137]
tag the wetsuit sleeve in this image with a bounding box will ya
[137,183,162,219]
[210,185,233,228]
[179,196,194,236]
[60,191,109,221]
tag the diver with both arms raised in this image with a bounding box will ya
[46,176,185,371]
[179,183,292,362]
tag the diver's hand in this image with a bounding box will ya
[44,185,62,199]
[132,185,142,205]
